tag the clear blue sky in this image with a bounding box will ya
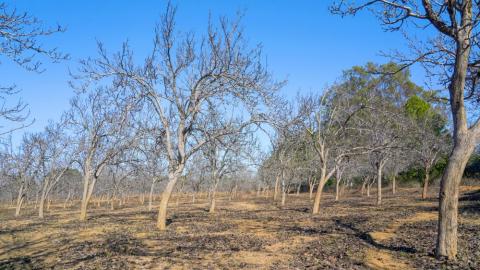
[2,0,424,144]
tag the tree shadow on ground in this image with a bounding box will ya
[334,219,417,254]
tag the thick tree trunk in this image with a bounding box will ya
[80,175,96,221]
[436,134,475,259]
[436,19,477,259]
[312,177,327,214]
[209,196,216,213]
[157,169,182,230]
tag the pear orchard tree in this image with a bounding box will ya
[74,4,281,230]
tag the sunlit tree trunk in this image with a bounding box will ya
[157,168,182,230]
[15,181,26,217]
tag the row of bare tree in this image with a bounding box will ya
[1,0,479,261]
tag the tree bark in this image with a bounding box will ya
[63,190,71,209]
[157,169,182,230]
[377,167,382,205]
[335,178,341,201]
[312,175,327,214]
[15,183,26,217]
[148,179,156,211]
[436,13,477,259]
[80,174,97,221]
[209,181,219,213]
[436,133,475,259]
[422,167,430,199]
[367,180,372,197]
[392,175,396,195]
[376,160,386,205]
[273,174,280,202]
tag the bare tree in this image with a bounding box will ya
[12,133,39,216]
[36,121,74,218]
[0,3,67,135]
[67,87,137,220]
[75,4,280,229]
[331,0,480,259]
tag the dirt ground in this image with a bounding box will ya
[1,187,479,270]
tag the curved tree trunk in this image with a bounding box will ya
[15,181,26,217]
[312,176,327,214]
[157,169,181,230]
[436,133,475,259]
[80,175,97,221]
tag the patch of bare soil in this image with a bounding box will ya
[0,187,479,269]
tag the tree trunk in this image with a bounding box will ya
[436,133,475,259]
[312,176,327,214]
[361,177,367,196]
[15,183,25,217]
[63,191,72,209]
[273,174,280,201]
[148,180,156,211]
[422,168,430,199]
[209,195,216,213]
[157,169,181,230]
[392,175,396,195]
[38,193,46,219]
[281,186,286,207]
[436,16,476,259]
[80,174,96,221]
[296,183,301,196]
[335,178,341,201]
[209,181,219,213]
[367,180,371,197]
[309,182,314,199]
[376,161,385,205]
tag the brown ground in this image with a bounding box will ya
[0,187,479,270]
